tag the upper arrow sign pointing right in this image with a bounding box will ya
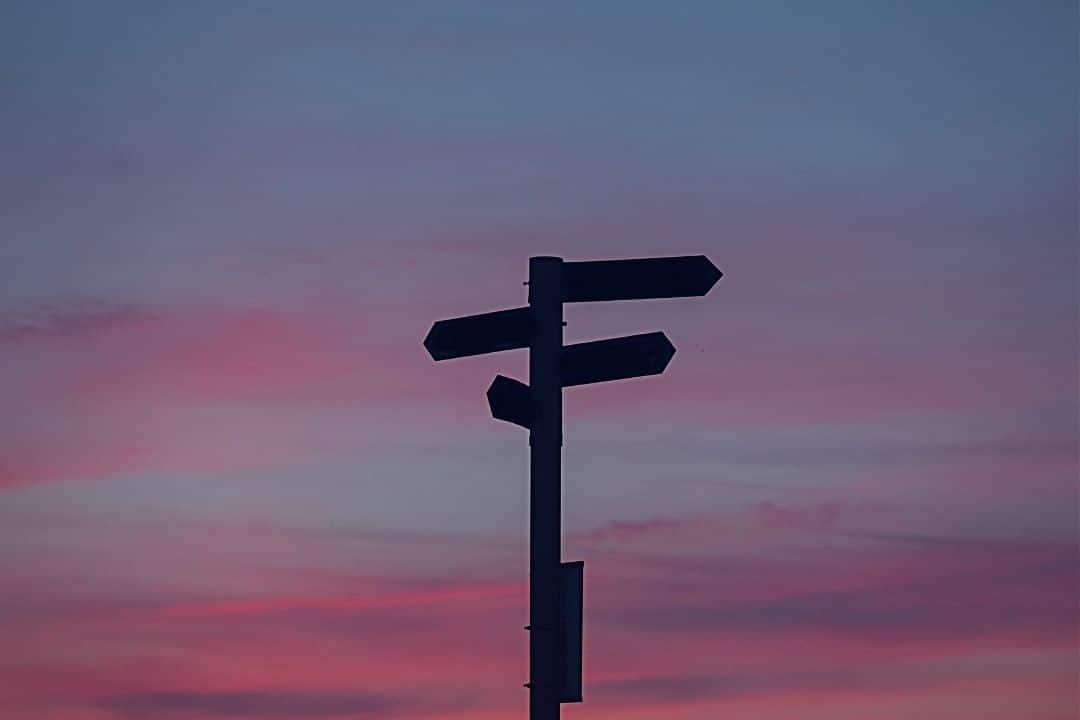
[562,255,722,303]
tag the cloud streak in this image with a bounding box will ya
[2,512,1073,719]
[0,302,159,344]
[102,688,476,719]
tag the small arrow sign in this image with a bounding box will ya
[561,332,676,387]
[424,307,532,361]
[562,255,722,303]
[487,375,533,429]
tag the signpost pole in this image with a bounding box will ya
[423,253,722,718]
[528,256,563,720]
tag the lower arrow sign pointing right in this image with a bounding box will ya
[560,332,676,387]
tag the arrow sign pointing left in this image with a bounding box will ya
[424,307,532,361]
[487,375,533,428]
[561,332,676,387]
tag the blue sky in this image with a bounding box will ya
[1,2,1076,719]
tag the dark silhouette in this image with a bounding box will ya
[424,255,722,720]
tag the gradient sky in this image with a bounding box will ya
[1,2,1077,719]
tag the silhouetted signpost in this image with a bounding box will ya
[424,255,721,720]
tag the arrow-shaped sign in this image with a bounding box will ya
[424,307,532,361]
[562,255,722,303]
[560,332,676,387]
[487,375,533,429]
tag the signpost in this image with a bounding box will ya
[424,255,721,720]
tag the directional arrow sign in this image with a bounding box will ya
[562,255,722,303]
[487,375,533,429]
[560,332,676,387]
[424,307,532,361]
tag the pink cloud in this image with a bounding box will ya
[2,513,1071,719]
[0,444,151,490]
[0,303,159,344]
[0,299,496,489]
[566,348,1058,425]
[572,515,703,543]
[753,500,849,532]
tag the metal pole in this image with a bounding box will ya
[528,256,563,720]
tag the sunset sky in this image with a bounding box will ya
[1,2,1077,719]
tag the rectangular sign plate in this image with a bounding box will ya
[559,560,583,704]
